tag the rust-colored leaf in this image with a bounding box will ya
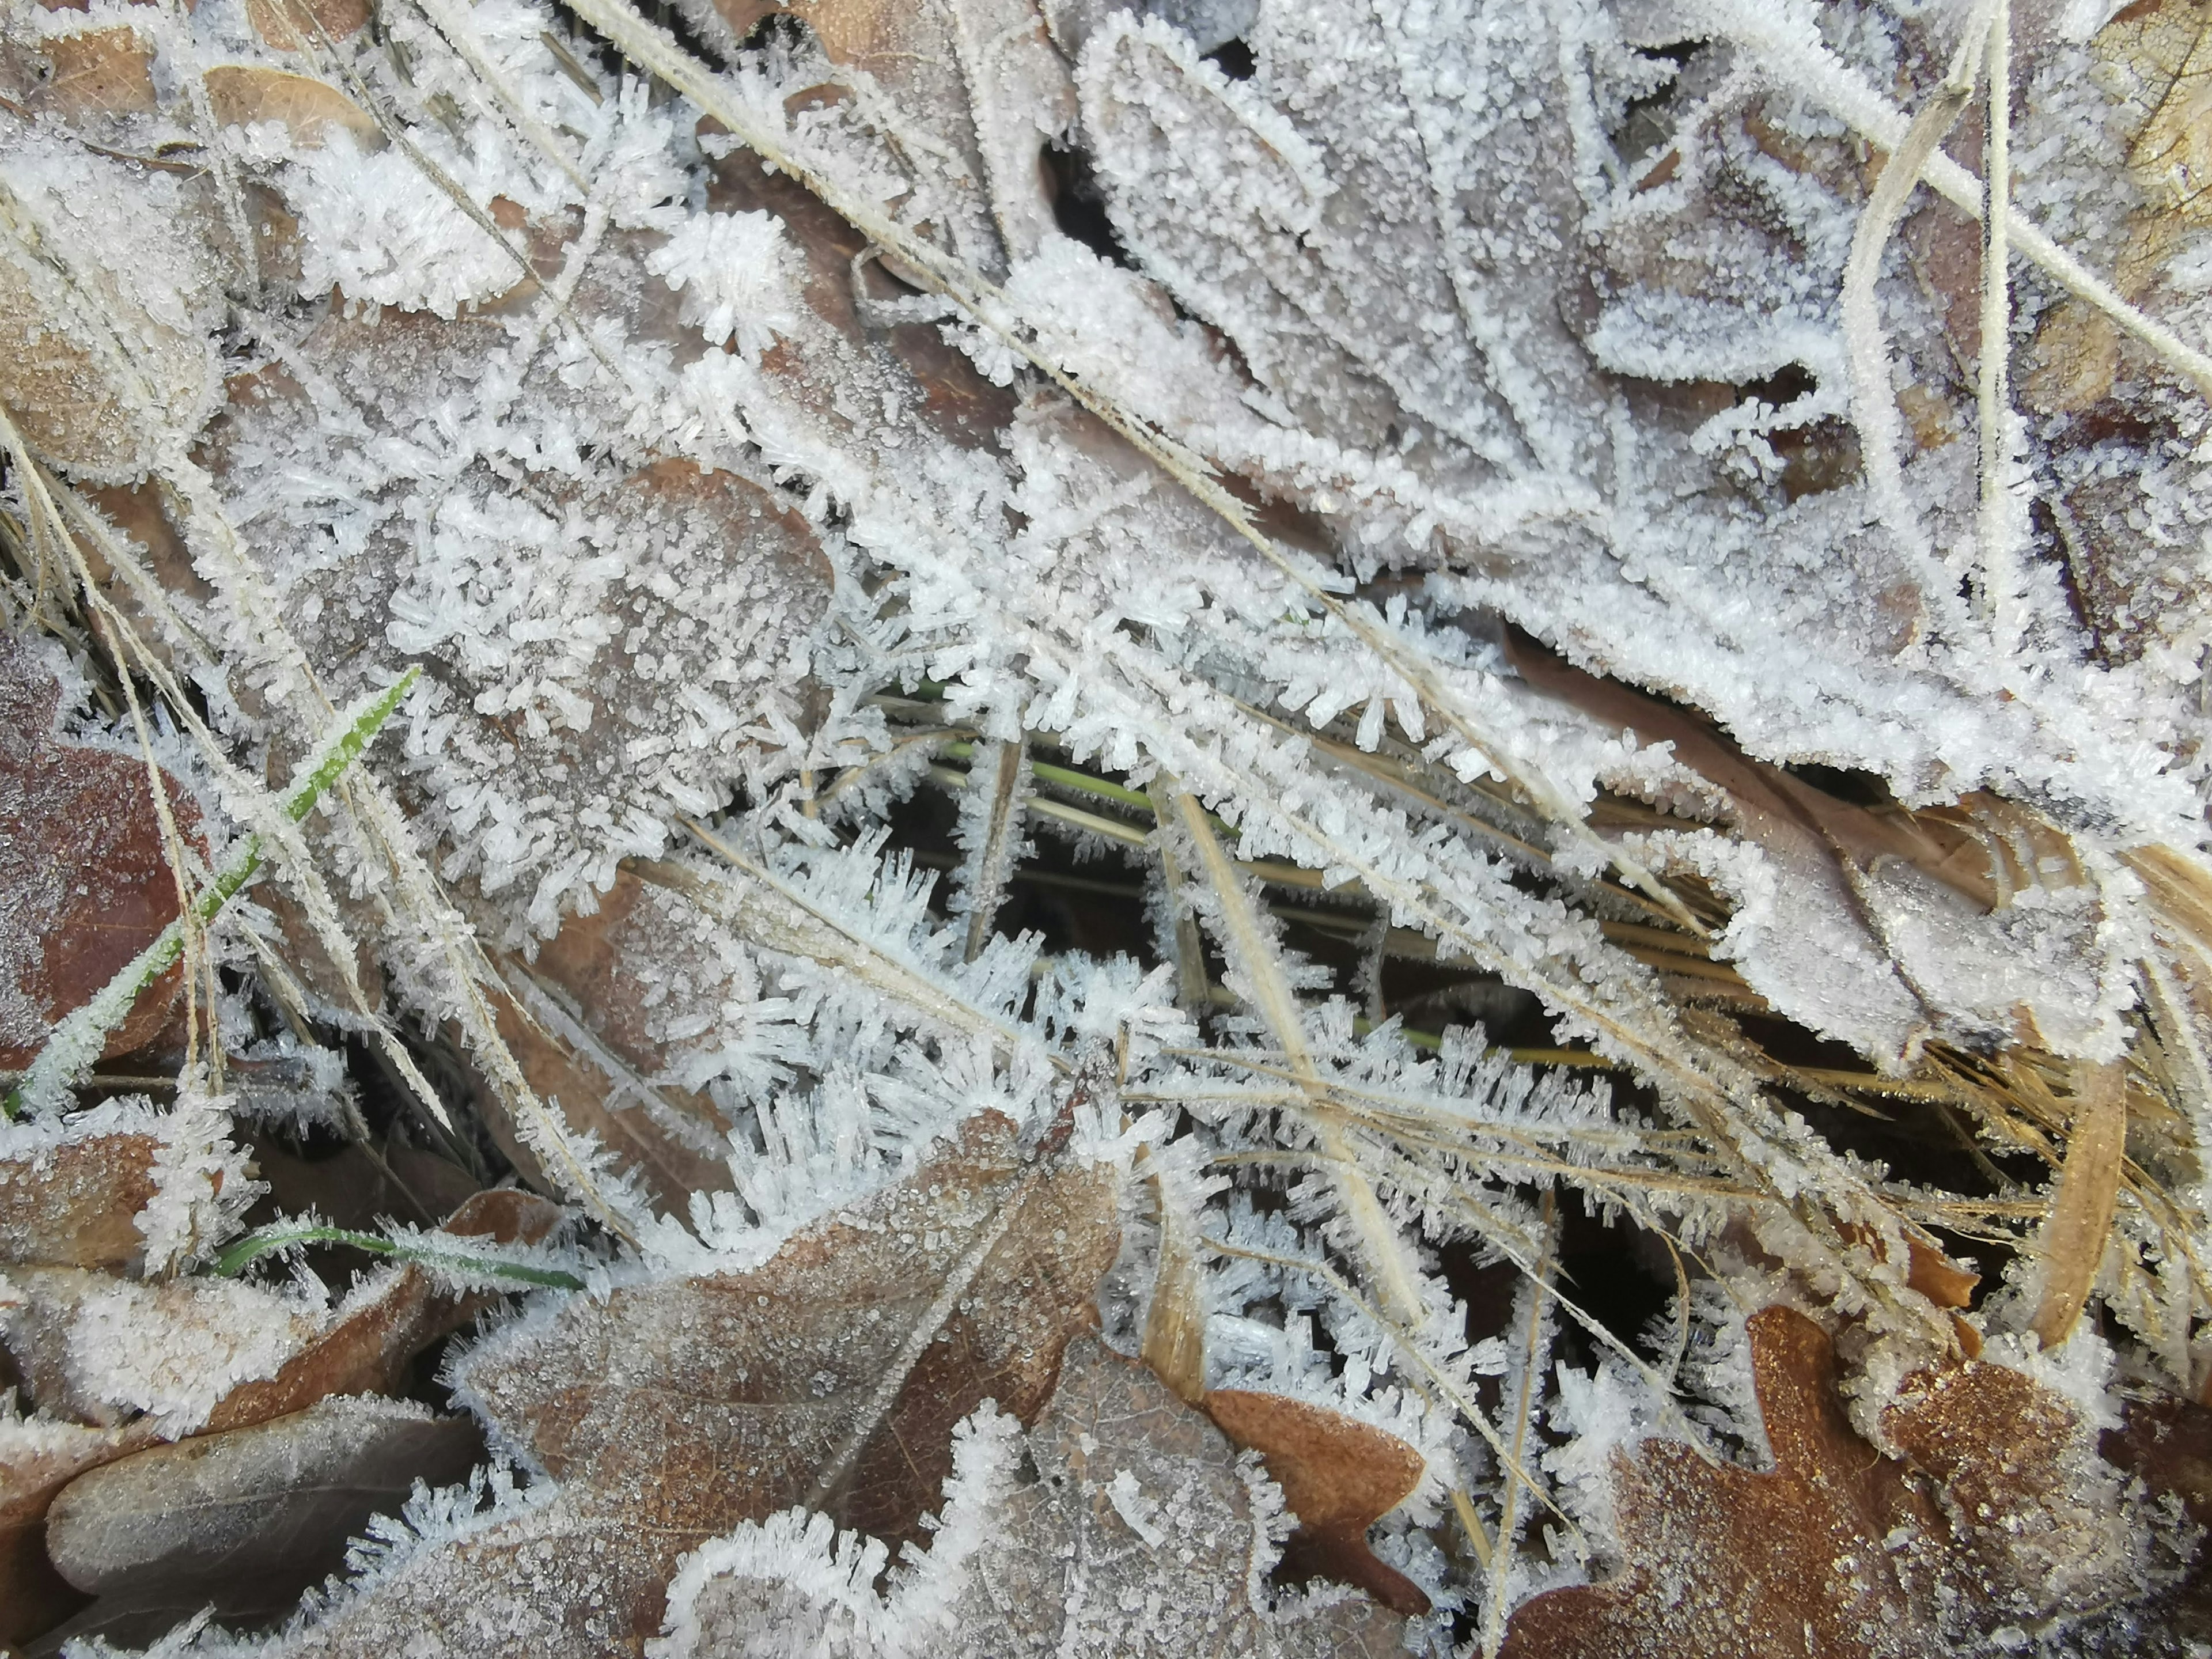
[0,631,203,1070]
[1205,1388,1430,1616]
[1499,1306,2152,1658]
[2029,1059,2129,1350]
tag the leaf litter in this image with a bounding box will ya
[3,0,2212,1650]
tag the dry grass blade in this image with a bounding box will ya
[2029,1059,2129,1349]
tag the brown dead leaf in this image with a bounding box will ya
[0,1113,160,1271]
[1205,1388,1430,1616]
[30,29,156,118]
[703,0,1068,276]
[0,630,204,1070]
[241,0,368,52]
[261,1109,1120,1658]
[702,142,1021,453]
[1499,1306,2156,1659]
[41,1396,480,1650]
[0,1416,156,1645]
[202,65,378,147]
[658,1334,1410,1659]
[2029,1059,2129,1350]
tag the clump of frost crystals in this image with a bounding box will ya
[134,1085,264,1274]
[645,211,801,360]
[292,134,518,319]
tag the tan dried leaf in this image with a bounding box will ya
[29,29,157,118]
[2029,1059,2130,1350]
[202,65,379,147]
[241,0,368,52]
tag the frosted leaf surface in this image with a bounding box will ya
[1499,1307,2170,1659]
[0,1269,322,1438]
[0,631,206,1074]
[226,1110,1120,1657]
[653,1335,1406,1659]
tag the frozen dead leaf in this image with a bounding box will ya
[0,1268,322,1436]
[202,289,838,930]
[40,1396,483,1650]
[244,1109,1119,1657]
[2094,0,2212,245]
[241,0,369,51]
[28,29,157,120]
[0,119,224,479]
[2029,1060,2130,1350]
[704,0,1071,273]
[653,1335,1406,1659]
[201,66,379,149]
[2,1191,554,1646]
[1205,1387,1430,1617]
[1499,1307,2163,1658]
[0,1100,165,1271]
[0,631,204,1071]
[1,1412,156,1645]
[480,869,753,1209]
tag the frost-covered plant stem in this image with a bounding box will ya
[214,1221,585,1290]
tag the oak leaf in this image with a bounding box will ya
[654,1334,1407,1658]
[251,1109,1120,1658]
[1499,1306,2161,1659]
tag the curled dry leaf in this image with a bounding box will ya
[251,1110,1120,1658]
[40,1395,484,1650]
[656,1334,1407,1659]
[0,631,203,1071]
[1499,1307,2161,1659]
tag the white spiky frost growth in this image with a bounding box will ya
[4,0,2212,1647]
